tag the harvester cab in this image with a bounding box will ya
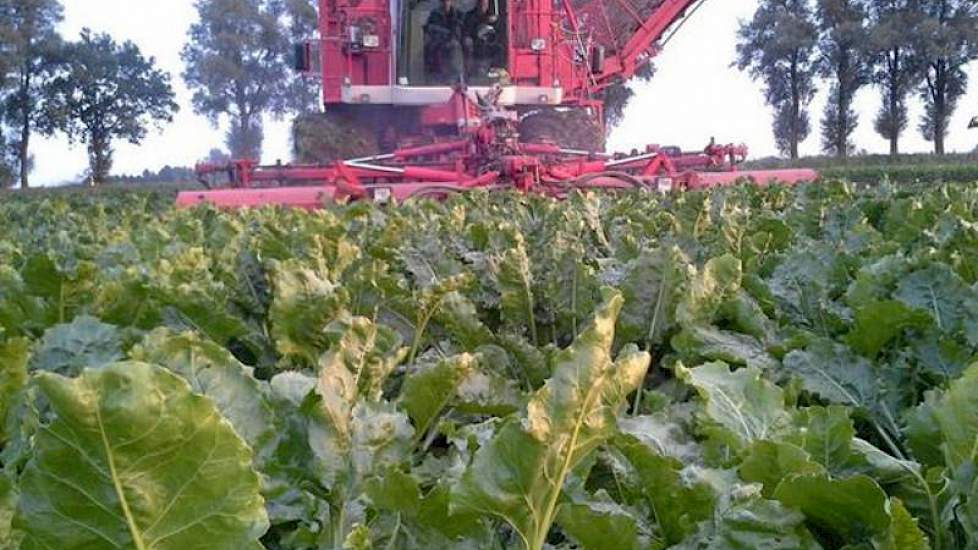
[180,0,818,208]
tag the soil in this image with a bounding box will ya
[518,108,607,152]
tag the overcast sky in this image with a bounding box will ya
[29,0,978,186]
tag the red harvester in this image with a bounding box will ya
[178,0,817,208]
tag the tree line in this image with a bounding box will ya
[0,0,178,187]
[0,0,312,188]
[737,0,978,159]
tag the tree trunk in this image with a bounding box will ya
[888,79,899,157]
[18,116,30,189]
[933,62,946,155]
[836,53,848,159]
[837,90,848,159]
[89,136,112,185]
[18,70,31,189]
[790,57,800,160]
[889,48,900,157]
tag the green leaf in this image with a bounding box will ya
[674,496,821,550]
[846,300,932,358]
[677,362,791,450]
[343,523,373,550]
[611,428,716,545]
[774,473,890,541]
[399,274,472,362]
[312,318,408,478]
[719,292,778,344]
[129,329,276,456]
[616,246,686,346]
[20,254,98,327]
[672,325,778,371]
[491,236,538,344]
[95,272,163,330]
[364,467,421,517]
[0,473,18,549]
[310,385,414,490]
[454,363,523,417]
[15,362,268,549]
[786,406,856,474]
[28,315,124,375]
[908,332,975,381]
[767,244,848,331]
[400,354,476,437]
[917,362,978,470]
[844,438,921,485]
[435,291,494,350]
[320,316,407,402]
[905,392,944,468]
[876,498,931,550]
[0,338,29,444]
[417,483,491,542]
[557,493,651,550]
[782,340,882,415]
[0,266,50,336]
[269,260,347,365]
[894,264,978,345]
[677,254,742,326]
[617,412,704,464]
[452,291,650,550]
[540,238,602,341]
[739,441,825,498]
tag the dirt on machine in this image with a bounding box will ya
[179,0,817,209]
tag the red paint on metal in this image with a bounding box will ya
[185,0,822,209]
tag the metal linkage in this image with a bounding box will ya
[180,131,817,209]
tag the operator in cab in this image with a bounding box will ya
[463,0,499,83]
[424,0,466,84]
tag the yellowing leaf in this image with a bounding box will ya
[15,363,268,549]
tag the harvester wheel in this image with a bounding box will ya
[519,108,607,152]
[407,186,465,201]
[572,171,647,189]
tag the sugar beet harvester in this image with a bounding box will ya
[177,0,817,209]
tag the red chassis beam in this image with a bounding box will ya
[177,142,817,209]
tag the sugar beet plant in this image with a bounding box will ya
[1,182,978,549]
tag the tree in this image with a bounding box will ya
[815,0,870,157]
[867,0,924,156]
[283,0,321,113]
[182,0,291,159]
[601,64,656,130]
[737,0,820,159]
[0,132,14,188]
[914,0,978,154]
[45,30,178,184]
[0,0,63,189]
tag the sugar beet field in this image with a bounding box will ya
[1,182,978,549]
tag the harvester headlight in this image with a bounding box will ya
[362,34,380,48]
[530,38,547,52]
